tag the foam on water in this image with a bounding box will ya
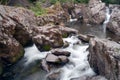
[24,44,48,65]
[60,36,95,80]
[23,36,95,80]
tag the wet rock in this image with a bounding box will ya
[63,41,69,48]
[51,49,71,57]
[58,56,69,64]
[77,34,95,42]
[46,53,69,64]
[107,5,120,36]
[47,70,61,80]
[46,54,60,63]
[88,0,106,24]
[33,24,77,51]
[89,38,120,80]
[41,59,50,72]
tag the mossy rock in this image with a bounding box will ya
[62,33,68,38]
[42,44,51,51]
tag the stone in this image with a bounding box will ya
[107,5,120,37]
[45,53,69,64]
[41,59,50,72]
[46,54,60,63]
[58,56,69,64]
[89,38,120,80]
[51,49,71,57]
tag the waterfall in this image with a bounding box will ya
[103,7,111,33]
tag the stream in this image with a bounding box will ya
[2,7,118,80]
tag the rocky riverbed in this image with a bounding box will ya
[0,0,120,80]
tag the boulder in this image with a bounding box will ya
[107,5,120,36]
[89,38,120,80]
[46,54,60,63]
[7,7,36,46]
[0,5,25,64]
[77,34,94,42]
[51,49,71,57]
[88,0,106,24]
[32,24,77,51]
[45,53,69,64]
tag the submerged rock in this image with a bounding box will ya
[107,5,120,37]
[89,38,120,80]
[47,70,61,80]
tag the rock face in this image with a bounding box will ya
[7,7,36,46]
[89,38,120,80]
[88,0,106,24]
[107,5,120,36]
[65,0,106,24]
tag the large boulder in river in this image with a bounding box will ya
[89,38,120,80]
[88,0,106,24]
[107,5,120,36]
[33,24,77,51]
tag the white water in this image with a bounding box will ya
[103,7,111,33]
[60,36,95,80]
[23,36,95,80]
[69,15,77,22]
[24,44,48,65]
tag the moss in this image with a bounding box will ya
[42,44,51,51]
[62,33,68,38]
[30,1,47,16]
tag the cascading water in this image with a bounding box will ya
[103,7,111,33]
[60,36,95,80]
[10,36,95,80]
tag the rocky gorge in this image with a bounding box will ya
[0,0,120,80]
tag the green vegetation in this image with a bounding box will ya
[0,0,9,5]
[30,1,46,16]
